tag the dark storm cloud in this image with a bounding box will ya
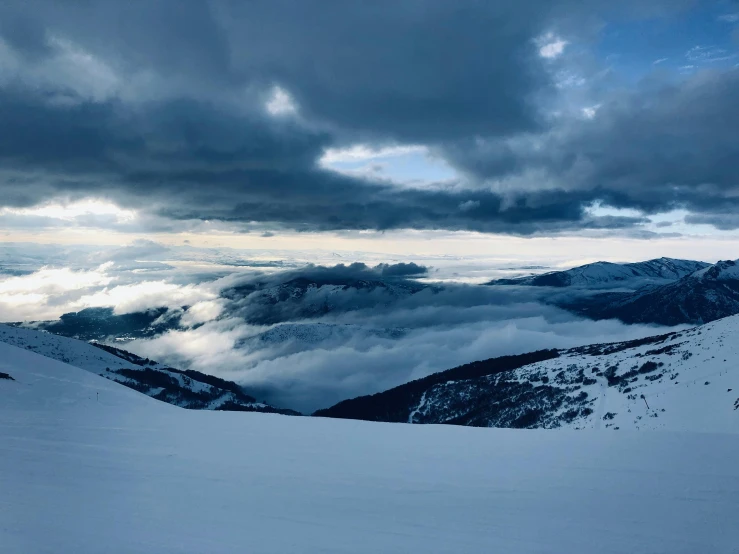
[0,0,719,234]
[0,84,646,233]
[685,213,739,230]
[1,0,553,138]
[218,0,693,142]
[0,8,51,61]
[445,70,739,225]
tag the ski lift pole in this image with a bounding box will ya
[640,394,649,410]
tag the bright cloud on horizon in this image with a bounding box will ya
[320,144,427,164]
[0,265,114,320]
[1,200,137,222]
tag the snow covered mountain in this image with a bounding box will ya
[316,313,739,432]
[565,259,739,326]
[0,324,298,415]
[2,339,738,553]
[490,257,708,288]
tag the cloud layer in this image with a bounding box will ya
[129,269,680,413]
[3,1,735,234]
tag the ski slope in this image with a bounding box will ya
[2,342,739,553]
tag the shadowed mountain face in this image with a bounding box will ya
[314,349,560,423]
[223,275,430,326]
[17,307,181,342]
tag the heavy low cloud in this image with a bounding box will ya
[2,0,730,234]
[129,278,680,413]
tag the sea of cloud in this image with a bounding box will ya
[0,240,683,413]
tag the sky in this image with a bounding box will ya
[0,0,738,264]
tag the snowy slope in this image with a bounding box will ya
[0,324,297,414]
[491,257,708,288]
[318,314,739,432]
[2,342,738,554]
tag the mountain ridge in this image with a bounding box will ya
[563,259,739,326]
[489,257,709,288]
[315,314,739,432]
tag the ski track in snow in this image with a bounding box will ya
[408,390,427,423]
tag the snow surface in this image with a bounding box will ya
[2,341,739,553]
[0,323,148,373]
[690,259,739,281]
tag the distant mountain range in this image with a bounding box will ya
[489,257,709,288]
[14,257,739,348]
[489,257,739,326]
[315,313,739,431]
[0,324,299,415]
[559,259,739,326]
